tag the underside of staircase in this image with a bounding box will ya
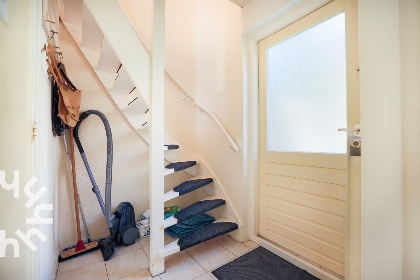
[60,0,241,270]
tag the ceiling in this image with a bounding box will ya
[229,0,252,8]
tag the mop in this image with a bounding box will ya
[59,129,99,261]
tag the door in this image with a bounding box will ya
[258,0,359,278]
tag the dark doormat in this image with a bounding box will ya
[212,246,320,280]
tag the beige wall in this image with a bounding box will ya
[58,22,195,247]
[120,0,197,151]
[120,0,245,234]
[400,0,420,279]
[195,0,244,229]
[241,0,293,33]
[0,0,34,279]
[359,0,420,279]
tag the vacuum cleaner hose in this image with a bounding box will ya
[74,110,114,224]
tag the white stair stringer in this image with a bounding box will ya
[194,153,244,242]
[83,0,151,105]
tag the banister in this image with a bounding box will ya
[164,71,239,152]
[122,8,239,152]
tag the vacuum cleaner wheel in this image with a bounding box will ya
[122,227,140,245]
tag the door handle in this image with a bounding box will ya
[338,128,360,132]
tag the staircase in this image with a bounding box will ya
[60,0,242,273]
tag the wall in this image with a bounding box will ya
[359,0,403,278]
[195,0,244,230]
[120,0,245,234]
[0,1,35,279]
[359,0,420,279]
[58,21,195,247]
[400,0,420,279]
[120,0,197,152]
[241,0,294,33]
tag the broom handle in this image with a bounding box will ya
[63,135,90,242]
[70,128,83,242]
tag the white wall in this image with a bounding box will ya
[241,0,294,33]
[400,0,420,279]
[196,0,244,229]
[120,0,245,235]
[120,0,197,151]
[359,0,420,279]
[359,0,403,279]
[0,1,35,279]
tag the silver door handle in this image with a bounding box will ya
[338,128,360,132]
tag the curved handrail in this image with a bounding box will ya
[165,72,240,152]
[124,12,240,152]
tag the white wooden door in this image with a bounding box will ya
[258,0,359,277]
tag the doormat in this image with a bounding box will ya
[212,246,319,280]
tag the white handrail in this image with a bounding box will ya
[122,9,239,152]
[164,72,240,152]
[194,101,240,152]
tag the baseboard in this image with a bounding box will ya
[251,236,342,280]
[51,246,61,280]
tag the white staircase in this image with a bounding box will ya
[60,0,242,275]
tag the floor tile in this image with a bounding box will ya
[106,248,149,280]
[185,237,218,253]
[119,268,157,280]
[114,241,142,257]
[142,245,187,261]
[194,273,216,280]
[57,261,108,280]
[164,232,175,240]
[188,243,236,272]
[159,251,206,280]
[242,240,259,250]
[57,249,103,274]
[139,235,174,248]
[217,236,250,257]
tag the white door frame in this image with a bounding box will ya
[242,1,346,279]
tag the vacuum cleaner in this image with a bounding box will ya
[74,110,139,261]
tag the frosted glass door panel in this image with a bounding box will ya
[267,13,347,154]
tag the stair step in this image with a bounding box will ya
[176,199,225,222]
[64,22,82,46]
[164,145,179,150]
[164,161,196,176]
[96,38,121,74]
[164,199,225,228]
[82,2,104,52]
[159,221,238,257]
[164,178,213,202]
[80,47,101,69]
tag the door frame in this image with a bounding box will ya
[242,0,358,279]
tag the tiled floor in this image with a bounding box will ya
[56,234,259,280]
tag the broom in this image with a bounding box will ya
[60,128,99,261]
